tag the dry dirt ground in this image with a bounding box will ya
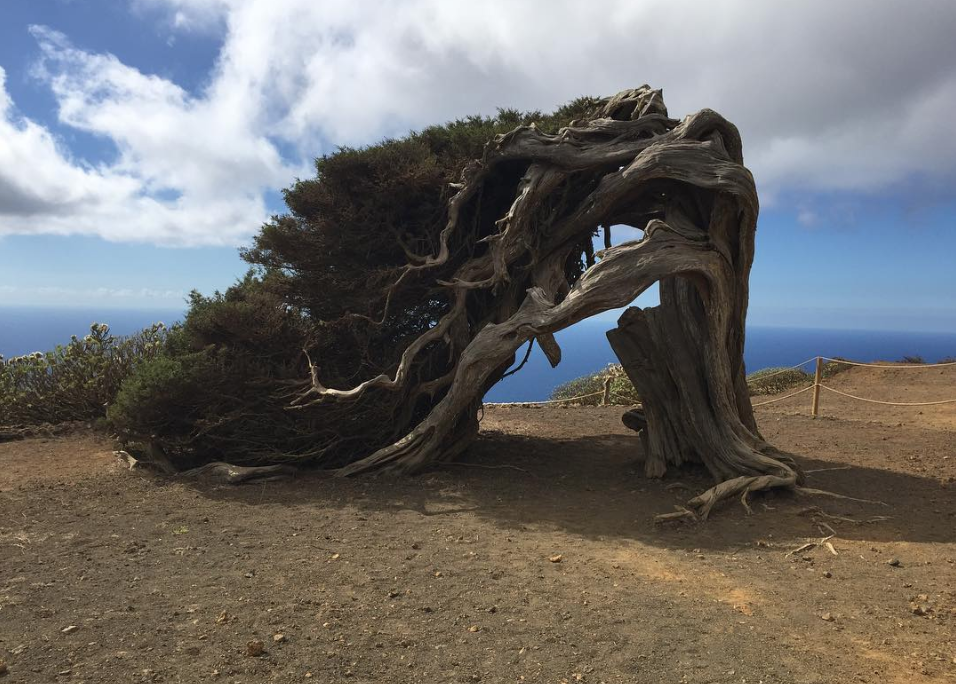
[1,365,955,683]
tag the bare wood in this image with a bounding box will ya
[177,462,297,485]
[786,542,817,557]
[602,376,612,406]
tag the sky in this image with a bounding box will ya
[0,0,955,332]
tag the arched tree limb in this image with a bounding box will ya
[274,86,833,517]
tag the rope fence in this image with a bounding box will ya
[485,390,605,406]
[817,384,956,407]
[751,384,815,407]
[820,356,956,369]
[754,355,956,416]
[486,355,956,417]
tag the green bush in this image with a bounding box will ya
[549,364,640,405]
[745,367,813,395]
[105,276,331,467]
[107,354,208,449]
[0,322,169,426]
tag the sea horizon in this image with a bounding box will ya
[2,306,955,402]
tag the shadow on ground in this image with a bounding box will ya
[186,421,956,551]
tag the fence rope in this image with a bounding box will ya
[611,392,639,404]
[489,355,956,411]
[485,389,605,406]
[820,356,956,369]
[817,384,956,407]
[751,384,815,406]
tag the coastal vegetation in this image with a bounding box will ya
[0,322,167,427]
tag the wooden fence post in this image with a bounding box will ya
[602,376,612,406]
[811,356,823,418]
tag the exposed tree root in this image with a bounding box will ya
[684,472,799,520]
[441,462,533,475]
[656,476,891,522]
[177,462,297,485]
[794,487,888,507]
[797,506,893,525]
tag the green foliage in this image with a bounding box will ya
[549,364,640,406]
[106,275,323,467]
[0,322,168,426]
[745,367,813,395]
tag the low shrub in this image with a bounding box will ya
[549,364,639,405]
[0,322,169,426]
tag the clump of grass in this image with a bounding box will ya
[900,355,926,364]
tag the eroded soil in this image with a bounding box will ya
[1,366,954,683]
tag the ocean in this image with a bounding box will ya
[2,307,955,403]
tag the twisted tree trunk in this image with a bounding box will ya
[303,86,805,516]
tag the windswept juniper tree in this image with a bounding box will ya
[115,86,810,517]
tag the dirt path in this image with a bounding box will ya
[1,367,954,683]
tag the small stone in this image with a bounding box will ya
[0,659,8,676]
[822,571,832,578]
[467,625,480,632]
[911,603,931,616]
[433,570,443,578]
[887,558,901,567]
[549,554,563,563]
[246,639,266,657]
[61,625,80,634]
[273,633,287,643]
[216,611,230,625]
[330,553,340,560]
[821,612,834,622]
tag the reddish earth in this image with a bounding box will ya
[1,365,954,683]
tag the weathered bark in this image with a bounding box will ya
[301,86,802,514]
[177,462,297,485]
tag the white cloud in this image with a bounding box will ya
[2,0,956,246]
[0,284,185,302]
[0,27,300,246]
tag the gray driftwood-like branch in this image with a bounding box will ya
[304,86,805,517]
